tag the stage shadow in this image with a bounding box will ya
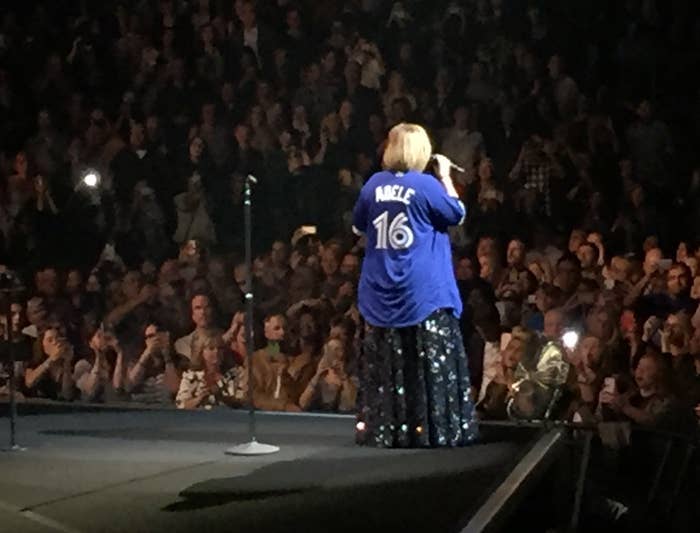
[163,488,305,511]
[163,440,531,532]
[163,464,505,533]
[159,426,549,532]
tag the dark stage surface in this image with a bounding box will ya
[0,404,558,533]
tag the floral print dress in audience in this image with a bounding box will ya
[175,367,246,409]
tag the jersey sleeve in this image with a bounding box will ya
[422,175,466,228]
[352,184,370,235]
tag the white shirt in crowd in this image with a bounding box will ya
[243,27,259,62]
[174,332,195,360]
[478,341,502,402]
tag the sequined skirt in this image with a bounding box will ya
[356,309,478,448]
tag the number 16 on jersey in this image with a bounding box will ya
[372,211,414,250]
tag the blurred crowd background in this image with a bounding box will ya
[0,0,698,438]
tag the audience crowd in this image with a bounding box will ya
[0,0,699,440]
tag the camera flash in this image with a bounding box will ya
[83,171,100,188]
[562,330,579,350]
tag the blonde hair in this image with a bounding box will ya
[382,123,432,172]
[190,332,225,371]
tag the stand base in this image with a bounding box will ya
[1,444,27,453]
[225,440,280,456]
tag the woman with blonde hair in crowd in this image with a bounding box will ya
[176,333,243,409]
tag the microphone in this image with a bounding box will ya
[431,154,466,173]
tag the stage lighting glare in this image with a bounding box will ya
[562,330,580,350]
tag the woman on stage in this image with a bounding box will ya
[352,123,478,448]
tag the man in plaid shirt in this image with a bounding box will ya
[509,136,563,218]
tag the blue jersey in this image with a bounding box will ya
[352,170,466,327]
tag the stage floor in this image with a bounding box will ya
[0,405,551,533]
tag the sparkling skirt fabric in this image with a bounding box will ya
[356,309,478,448]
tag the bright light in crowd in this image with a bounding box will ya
[355,421,366,432]
[83,170,100,188]
[562,330,580,350]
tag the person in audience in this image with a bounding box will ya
[259,312,286,354]
[554,253,582,300]
[0,0,697,439]
[624,247,665,306]
[126,323,182,403]
[174,293,221,361]
[660,311,696,406]
[0,299,31,399]
[525,283,562,332]
[299,338,357,412]
[586,304,626,376]
[228,315,249,368]
[478,327,535,419]
[577,242,601,281]
[543,307,566,342]
[329,314,357,346]
[175,333,242,409]
[251,310,316,411]
[465,288,501,398]
[504,238,527,278]
[619,308,645,371]
[73,326,125,402]
[24,326,75,400]
[22,297,47,339]
[599,351,677,428]
[441,105,485,186]
[571,335,606,419]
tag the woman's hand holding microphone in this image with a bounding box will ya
[431,154,462,199]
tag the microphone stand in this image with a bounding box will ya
[225,175,280,456]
